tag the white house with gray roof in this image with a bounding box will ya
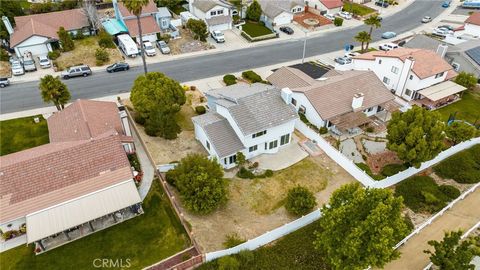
[192,83,298,169]
[189,0,233,31]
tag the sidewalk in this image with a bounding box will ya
[380,189,480,270]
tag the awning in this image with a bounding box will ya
[380,100,401,112]
[418,81,467,102]
[26,180,141,243]
[329,111,372,131]
[101,19,128,36]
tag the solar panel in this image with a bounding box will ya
[465,46,480,66]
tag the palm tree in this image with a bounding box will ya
[39,75,71,111]
[364,15,382,51]
[354,31,371,53]
[123,0,149,74]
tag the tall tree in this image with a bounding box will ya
[387,106,445,168]
[39,75,71,111]
[354,31,371,52]
[130,72,186,139]
[57,27,74,51]
[424,230,479,270]
[82,0,100,34]
[123,0,149,74]
[364,15,382,51]
[186,19,208,41]
[314,183,409,270]
[246,0,262,22]
[455,72,478,90]
[445,121,477,145]
[0,1,24,40]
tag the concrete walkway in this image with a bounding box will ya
[133,126,155,200]
[381,189,480,270]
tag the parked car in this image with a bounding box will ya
[344,52,360,58]
[438,24,454,31]
[442,0,451,7]
[38,55,51,68]
[61,65,92,79]
[0,77,10,88]
[156,40,171,54]
[210,30,225,43]
[375,0,389,7]
[279,26,294,35]
[421,16,432,23]
[381,31,397,39]
[334,56,352,65]
[432,27,453,37]
[379,43,399,51]
[143,41,156,56]
[22,56,36,72]
[324,13,335,21]
[11,61,25,76]
[106,62,129,73]
[338,11,352,20]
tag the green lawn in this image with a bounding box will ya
[242,22,273,38]
[436,90,480,125]
[171,5,187,15]
[343,3,376,16]
[0,180,190,270]
[0,115,49,156]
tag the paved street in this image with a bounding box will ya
[0,0,444,114]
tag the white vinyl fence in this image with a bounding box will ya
[205,209,322,262]
[295,121,480,188]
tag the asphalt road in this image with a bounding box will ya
[0,0,444,114]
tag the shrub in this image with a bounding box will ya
[366,126,374,133]
[95,48,109,65]
[160,33,171,43]
[0,49,9,62]
[237,167,255,179]
[319,127,328,134]
[246,0,261,22]
[403,215,414,232]
[237,250,254,264]
[355,163,385,180]
[217,256,240,270]
[285,186,317,216]
[134,114,146,125]
[58,27,74,51]
[48,50,61,60]
[223,233,246,248]
[186,18,208,41]
[242,70,262,83]
[223,74,237,86]
[334,17,344,26]
[381,164,407,177]
[127,153,141,172]
[195,106,206,115]
[439,185,461,200]
[433,150,480,183]
[75,30,85,40]
[264,169,273,177]
[98,30,116,48]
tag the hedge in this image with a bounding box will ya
[223,74,237,86]
[195,106,206,115]
[433,145,480,183]
[242,70,263,83]
[381,164,407,177]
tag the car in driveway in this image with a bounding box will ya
[11,61,25,76]
[438,24,454,31]
[379,43,399,51]
[432,27,453,37]
[106,62,129,73]
[38,55,51,68]
[375,0,389,7]
[22,56,36,72]
[61,65,92,79]
[0,77,10,88]
[324,13,335,21]
[344,52,360,58]
[381,31,397,39]
[143,41,156,56]
[338,11,352,20]
[156,40,171,54]
[279,26,294,35]
[421,16,432,23]
[210,30,225,43]
[334,56,352,65]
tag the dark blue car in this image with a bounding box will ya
[442,0,451,7]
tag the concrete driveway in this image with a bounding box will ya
[251,136,309,171]
[207,29,249,50]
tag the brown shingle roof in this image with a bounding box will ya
[0,135,133,223]
[124,16,161,36]
[353,48,453,79]
[465,12,480,26]
[267,67,316,89]
[117,0,158,17]
[47,100,125,143]
[11,8,89,47]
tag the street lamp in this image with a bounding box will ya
[302,30,308,63]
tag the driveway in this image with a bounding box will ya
[206,29,249,51]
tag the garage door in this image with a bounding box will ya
[209,23,230,32]
[274,12,293,26]
[18,44,49,57]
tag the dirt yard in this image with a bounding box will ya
[0,62,11,77]
[168,29,213,55]
[181,153,357,252]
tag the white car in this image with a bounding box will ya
[324,13,335,21]
[142,41,156,56]
[338,11,352,20]
[379,43,399,51]
[38,55,51,68]
[344,52,360,58]
[210,30,225,43]
[11,61,25,76]
[421,16,432,23]
[432,27,453,37]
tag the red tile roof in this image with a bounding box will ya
[117,0,159,17]
[124,16,161,36]
[320,0,344,9]
[10,8,89,47]
[465,12,480,26]
[353,48,453,79]
[47,100,125,143]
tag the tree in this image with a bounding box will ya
[424,230,478,270]
[155,0,182,10]
[314,183,409,270]
[455,72,478,90]
[39,75,71,111]
[123,0,149,74]
[285,186,316,216]
[364,15,382,51]
[235,152,246,167]
[130,72,186,139]
[82,0,100,34]
[246,0,262,22]
[186,19,208,41]
[354,31,371,52]
[446,121,477,145]
[0,1,24,40]
[166,154,228,214]
[57,27,74,51]
[387,106,445,168]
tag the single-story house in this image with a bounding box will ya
[259,0,304,29]
[306,0,343,15]
[0,100,141,254]
[192,83,298,169]
[445,40,480,79]
[113,0,161,43]
[189,0,233,31]
[1,9,91,57]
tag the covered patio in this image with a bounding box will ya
[415,81,467,110]
[328,111,372,136]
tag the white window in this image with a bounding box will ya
[229,155,237,164]
[280,134,290,145]
[383,77,390,84]
[252,130,267,138]
[249,145,258,152]
[269,140,278,149]
[210,11,216,16]
[405,89,412,97]
[299,105,306,114]
[391,66,399,74]
[217,9,223,15]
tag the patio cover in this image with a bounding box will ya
[380,100,401,112]
[101,19,128,36]
[418,81,467,102]
[329,111,372,131]
[26,180,141,244]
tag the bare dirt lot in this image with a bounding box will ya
[168,29,213,55]
[0,61,11,77]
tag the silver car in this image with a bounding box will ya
[22,57,36,72]
[61,65,92,79]
[156,40,171,54]
[38,55,51,68]
[11,61,25,76]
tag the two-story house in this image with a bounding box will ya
[192,83,298,169]
[189,0,233,31]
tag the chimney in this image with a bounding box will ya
[281,87,292,105]
[351,93,364,111]
[436,44,448,58]
[2,16,14,35]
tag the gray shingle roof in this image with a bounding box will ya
[259,0,302,18]
[405,34,443,52]
[193,0,231,12]
[267,67,316,89]
[206,15,232,26]
[206,82,275,101]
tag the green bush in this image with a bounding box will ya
[134,114,146,125]
[242,70,262,83]
[237,167,255,179]
[264,169,273,177]
[285,186,317,216]
[98,30,116,48]
[355,163,385,180]
[403,215,414,232]
[195,106,206,115]
[0,49,9,62]
[433,149,480,183]
[223,74,237,86]
[95,48,109,65]
[334,17,344,27]
[381,164,407,177]
[127,153,141,172]
[366,126,374,133]
[48,50,61,60]
[439,185,461,199]
[217,256,240,270]
[319,127,328,134]
[223,233,246,248]
[74,30,85,40]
